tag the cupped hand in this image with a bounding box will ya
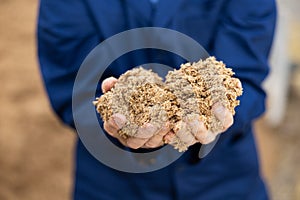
[164,102,234,147]
[101,77,172,149]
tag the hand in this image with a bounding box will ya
[101,77,172,149]
[164,102,234,147]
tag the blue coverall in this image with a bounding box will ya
[37,0,276,199]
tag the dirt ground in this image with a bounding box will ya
[0,1,299,200]
[256,91,300,200]
[0,1,75,199]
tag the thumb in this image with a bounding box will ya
[212,103,233,131]
[101,77,118,93]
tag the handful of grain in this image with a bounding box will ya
[93,67,180,138]
[93,56,243,151]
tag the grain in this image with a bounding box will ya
[93,57,243,151]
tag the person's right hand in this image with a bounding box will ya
[101,77,172,149]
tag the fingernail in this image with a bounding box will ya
[214,106,226,121]
[137,123,158,138]
[113,114,126,129]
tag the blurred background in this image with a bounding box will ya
[0,0,299,199]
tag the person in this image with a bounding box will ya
[37,0,276,199]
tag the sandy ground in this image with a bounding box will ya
[0,1,299,200]
[256,91,300,200]
[0,1,75,199]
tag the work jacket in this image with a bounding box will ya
[37,0,276,199]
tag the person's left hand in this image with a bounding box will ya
[164,102,233,148]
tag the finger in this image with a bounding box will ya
[103,113,127,137]
[104,119,128,146]
[187,119,216,144]
[174,121,197,146]
[195,129,216,144]
[135,123,158,139]
[222,110,234,130]
[111,113,127,130]
[236,78,242,89]
[143,123,170,148]
[187,119,206,137]
[103,119,119,138]
[126,137,148,149]
[212,103,234,131]
[104,114,126,131]
[141,140,165,149]
[187,120,208,141]
[101,77,118,93]
[113,131,128,147]
[163,131,176,144]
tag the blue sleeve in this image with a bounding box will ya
[37,0,99,127]
[211,0,277,133]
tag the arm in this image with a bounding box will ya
[165,0,276,148]
[37,1,173,149]
[37,0,99,127]
[212,0,277,134]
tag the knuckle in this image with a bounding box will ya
[126,138,144,149]
[145,142,158,148]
